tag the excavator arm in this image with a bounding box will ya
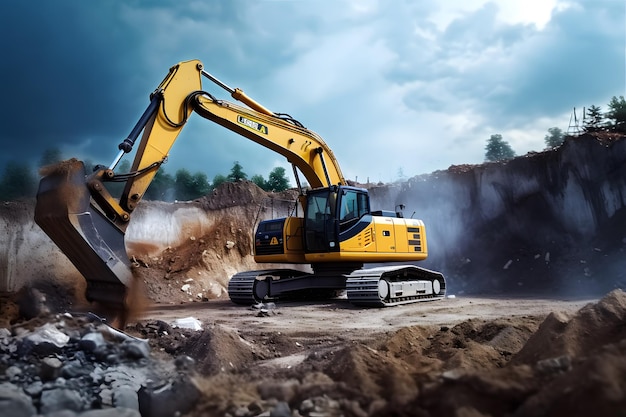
[120,59,345,216]
[34,59,346,308]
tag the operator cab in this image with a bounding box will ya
[304,185,370,252]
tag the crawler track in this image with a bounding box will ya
[346,266,446,307]
[228,265,445,308]
[227,270,259,304]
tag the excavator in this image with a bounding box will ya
[34,59,446,316]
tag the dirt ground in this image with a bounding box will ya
[6,276,626,416]
[124,290,625,417]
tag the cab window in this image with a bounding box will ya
[339,190,369,230]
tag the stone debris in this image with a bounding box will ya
[137,374,200,417]
[251,302,278,317]
[0,382,37,417]
[0,313,198,417]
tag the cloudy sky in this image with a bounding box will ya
[1,0,624,185]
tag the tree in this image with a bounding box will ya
[212,174,228,189]
[606,96,626,133]
[0,161,37,200]
[544,127,565,149]
[174,169,210,201]
[266,167,290,191]
[485,134,515,162]
[584,105,604,132]
[145,168,175,201]
[251,174,267,190]
[227,161,247,182]
[190,171,211,197]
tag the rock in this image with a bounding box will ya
[99,387,114,407]
[19,323,69,356]
[24,381,43,397]
[5,365,22,379]
[79,332,107,352]
[536,355,572,375]
[171,317,202,331]
[269,401,291,417]
[62,359,91,379]
[138,374,201,417]
[0,382,36,417]
[40,387,84,414]
[40,356,63,381]
[113,385,139,410]
[104,370,142,391]
[0,328,11,344]
[174,355,195,371]
[122,340,150,360]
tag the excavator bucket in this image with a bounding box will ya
[34,159,133,307]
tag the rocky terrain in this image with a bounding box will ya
[1,132,625,416]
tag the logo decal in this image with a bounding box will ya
[237,116,268,134]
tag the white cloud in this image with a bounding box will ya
[430,0,562,30]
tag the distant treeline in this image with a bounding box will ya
[0,152,290,202]
[485,95,626,162]
[2,96,624,200]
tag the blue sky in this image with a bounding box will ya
[1,0,624,184]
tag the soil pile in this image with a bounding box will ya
[2,285,625,416]
[127,181,302,306]
[142,290,626,416]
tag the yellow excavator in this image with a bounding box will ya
[35,59,445,312]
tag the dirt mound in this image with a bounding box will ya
[130,210,257,304]
[361,290,626,417]
[376,317,542,376]
[128,180,302,306]
[134,320,258,376]
[196,180,298,211]
[325,343,418,405]
[511,288,626,365]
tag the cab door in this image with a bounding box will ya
[304,188,339,253]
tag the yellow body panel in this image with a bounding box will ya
[254,217,307,264]
[338,217,426,254]
[256,214,428,264]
